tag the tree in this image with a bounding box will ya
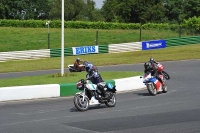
[184,0,200,19]
[101,0,118,22]
[0,2,5,19]
[49,0,104,21]
[50,0,85,20]
[164,0,200,24]
[101,0,166,23]
[0,0,51,20]
[79,0,104,21]
[137,0,167,23]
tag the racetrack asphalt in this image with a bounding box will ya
[0,59,199,79]
[0,60,199,133]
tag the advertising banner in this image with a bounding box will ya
[72,46,99,55]
[142,40,166,50]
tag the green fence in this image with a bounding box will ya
[50,48,73,57]
[98,44,109,54]
[166,36,200,47]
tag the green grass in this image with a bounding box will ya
[0,71,142,87]
[0,27,183,52]
[0,44,199,73]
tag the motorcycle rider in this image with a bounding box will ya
[74,58,83,72]
[149,57,159,68]
[84,61,97,71]
[144,61,165,86]
[85,63,107,99]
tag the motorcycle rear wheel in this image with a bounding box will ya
[162,85,168,93]
[74,94,89,111]
[162,71,170,80]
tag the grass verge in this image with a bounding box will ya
[0,71,142,87]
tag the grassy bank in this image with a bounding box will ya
[0,44,199,73]
[0,71,142,87]
[0,27,182,52]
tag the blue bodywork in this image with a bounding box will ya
[107,83,114,90]
[106,82,116,93]
[143,77,157,84]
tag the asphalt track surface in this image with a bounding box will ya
[0,60,199,133]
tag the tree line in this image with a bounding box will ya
[0,0,199,24]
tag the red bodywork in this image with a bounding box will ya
[155,74,164,90]
[156,63,164,72]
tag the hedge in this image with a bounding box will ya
[0,18,199,30]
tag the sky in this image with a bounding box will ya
[94,0,104,9]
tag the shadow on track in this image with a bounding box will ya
[70,105,108,112]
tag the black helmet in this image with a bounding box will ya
[76,58,80,62]
[149,57,154,62]
[144,62,152,70]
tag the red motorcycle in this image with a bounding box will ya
[68,61,86,72]
[142,71,168,96]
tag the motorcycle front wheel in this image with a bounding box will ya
[105,92,116,107]
[162,71,170,80]
[74,94,89,111]
[147,83,157,96]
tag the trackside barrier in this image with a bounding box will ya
[142,40,166,50]
[0,84,60,101]
[50,48,73,57]
[114,76,145,92]
[166,36,200,47]
[0,49,50,62]
[50,45,109,57]
[1,36,199,62]
[0,77,144,102]
[109,42,142,53]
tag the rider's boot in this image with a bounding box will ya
[102,91,108,100]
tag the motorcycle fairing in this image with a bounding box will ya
[86,84,97,90]
[154,79,162,91]
[107,83,113,89]
[106,83,117,93]
[146,77,162,92]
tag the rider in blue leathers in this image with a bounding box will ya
[85,62,107,99]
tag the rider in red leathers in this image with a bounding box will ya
[74,58,83,72]
[144,61,165,86]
